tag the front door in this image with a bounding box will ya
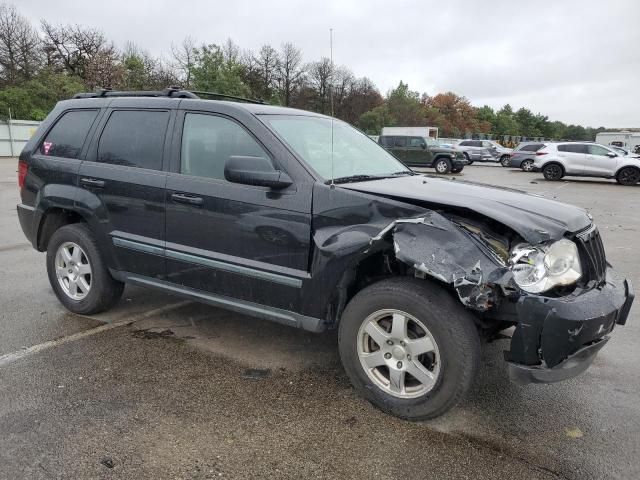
[405,137,432,166]
[164,110,312,312]
[79,108,172,278]
[584,144,618,176]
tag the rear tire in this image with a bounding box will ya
[46,223,124,315]
[521,159,534,172]
[338,278,480,420]
[616,167,640,186]
[542,163,564,181]
[434,158,452,174]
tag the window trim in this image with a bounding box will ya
[35,108,100,160]
[172,110,282,187]
[91,108,172,172]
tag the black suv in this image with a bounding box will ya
[17,89,633,420]
[378,135,467,173]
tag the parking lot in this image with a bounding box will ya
[1,157,638,480]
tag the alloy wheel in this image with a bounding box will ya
[544,164,563,180]
[522,160,534,172]
[435,161,448,173]
[618,167,640,185]
[357,309,441,399]
[55,242,92,300]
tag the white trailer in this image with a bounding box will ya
[595,131,640,151]
[381,126,439,139]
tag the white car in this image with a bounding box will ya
[533,142,640,185]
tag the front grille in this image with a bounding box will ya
[576,226,607,285]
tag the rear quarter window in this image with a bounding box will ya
[97,110,170,170]
[37,109,99,159]
[518,143,544,152]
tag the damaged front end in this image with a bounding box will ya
[347,207,634,385]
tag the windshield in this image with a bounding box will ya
[260,115,408,181]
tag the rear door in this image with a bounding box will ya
[556,144,588,174]
[164,108,313,312]
[584,144,618,176]
[79,105,174,278]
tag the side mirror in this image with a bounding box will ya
[224,156,293,189]
[606,152,617,158]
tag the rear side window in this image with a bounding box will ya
[394,137,407,147]
[519,143,544,152]
[558,144,588,154]
[38,109,99,159]
[379,136,393,147]
[459,141,471,146]
[97,110,170,170]
[180,113,269,181]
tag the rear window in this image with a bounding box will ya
[558,144,588,154]
[38,109,99,159]
[518,143,544,152]
[97,110,170,170]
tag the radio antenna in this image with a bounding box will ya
[329,28,335,188]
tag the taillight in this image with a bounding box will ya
[18,160,28,189]
[536,152,548,156]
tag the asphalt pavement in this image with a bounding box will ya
[1,157,638,479]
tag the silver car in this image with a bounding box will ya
[533,142,640,185]
[456,139,513,165]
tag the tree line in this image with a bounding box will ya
[0,3,605,141]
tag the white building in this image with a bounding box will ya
[595,130,640,151]
[381,126,439,139]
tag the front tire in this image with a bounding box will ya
[434,158,452,174]
[616,167,640,186]
[338,278,480,420]
[46,223,124,315]
[463,152,473,165]
[500,155,511,167]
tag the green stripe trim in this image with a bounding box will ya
[112,237,303,288]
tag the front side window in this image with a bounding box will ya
[261,115,407,180]
[181,113,269,180]
[97,110,169,170]
[588,145,613,156]
[38,109,99,159]
[409,137,424,147]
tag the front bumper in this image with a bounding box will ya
[504,267,633,384]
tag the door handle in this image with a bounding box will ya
[80,177,105,188]
[171,193,204,206]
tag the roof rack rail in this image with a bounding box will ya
[72,87,266,104]
[72,87,198,99]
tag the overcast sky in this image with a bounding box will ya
[18,0,640,127]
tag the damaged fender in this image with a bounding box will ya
[370,212,515,310]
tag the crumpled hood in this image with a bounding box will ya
[341,175,591,243]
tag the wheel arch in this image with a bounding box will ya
[541,160,565,174]
[615,164,640,177]
[36,208,88,252]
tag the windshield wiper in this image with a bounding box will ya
[328,174,385,184]
[391,170,415,176]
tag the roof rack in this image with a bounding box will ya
[72,87,265,104]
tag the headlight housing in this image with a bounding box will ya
[509,239,582,293]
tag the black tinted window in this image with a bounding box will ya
[379,136,393,147]
[38,110,98,159]
[181,113,269,180]
[558,144,588,154]
[459,141,471,146]
[394,137,407,147]
[519,143,544,152]
[97,110,169,170]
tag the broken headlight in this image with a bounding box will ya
[509,239,582,293]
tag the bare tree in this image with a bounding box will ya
[0,4,42,84]
[276,42,304,106]
[170,36,195,88]
[253,44,279,100]
[84,44,123,89]
[306,57,332,114]
[40,20,106,79]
